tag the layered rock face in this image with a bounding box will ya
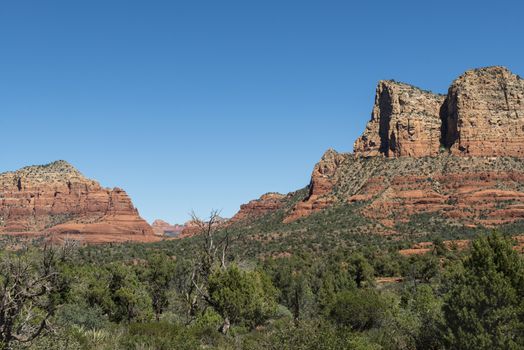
[234,66,524,228]
[231,193,287,222]
[284,154,524,227]
[283,66,524,225]
[355,66,524,158]
[0,161,157,243]
[443,66,524,156]
[347,156,524,227]
[354,81,445,157]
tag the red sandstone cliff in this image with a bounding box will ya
[0,160,158,243]
[355,66,524,159]
[233,66,524,228]
[354,81,445,157]
[443,66,524,157]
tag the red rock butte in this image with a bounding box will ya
[233,66,524,228]
[0,160,159,244]
[354,66,524,158]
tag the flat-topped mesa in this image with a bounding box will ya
[443,66,524,157]
[0,160,157,243]
[354,80,445,158]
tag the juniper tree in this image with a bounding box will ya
[0,246,67,350]
[442,232,524,349]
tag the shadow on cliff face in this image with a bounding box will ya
[378,88,393,156]
[439,94,458,150]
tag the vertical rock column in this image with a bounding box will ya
[443,66,524,157]
[354,81,445,158]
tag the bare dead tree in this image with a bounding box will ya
[0,245,67,350]
[192,210,231,273]
[187,210,238,333]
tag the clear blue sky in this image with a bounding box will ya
[1,0,523,224]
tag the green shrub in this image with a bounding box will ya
[328,289,389,331]
[208,265,278,328]
[56,303,109,331]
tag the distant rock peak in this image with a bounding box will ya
[151,219,185,237]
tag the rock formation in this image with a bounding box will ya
[284,149,347,222]
[0,160,158,243]
[231,193,287,222]
[348,157,524,227]
[283,155,524,227]
[354,81,445,157]
[355,66,524,159]
[151,219,185,236]
[228,66,524,228]
[443,66,524,157]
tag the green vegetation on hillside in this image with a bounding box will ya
[0,222,523,349]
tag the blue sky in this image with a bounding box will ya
[1,0,523,223]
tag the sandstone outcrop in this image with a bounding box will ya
[344,66,524,225]
[355,66,524,159]
[0,160,158,243]
[285,149,348,222]
[354,81,445,157]
[151,219,185,236]
[283,154,524,227]
[248,66,524,227]
[351,158,524,227]
[231,193,287,223]
[443,66,524,157]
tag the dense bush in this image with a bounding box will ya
[208,265,278,328]
[328,289,389,330]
